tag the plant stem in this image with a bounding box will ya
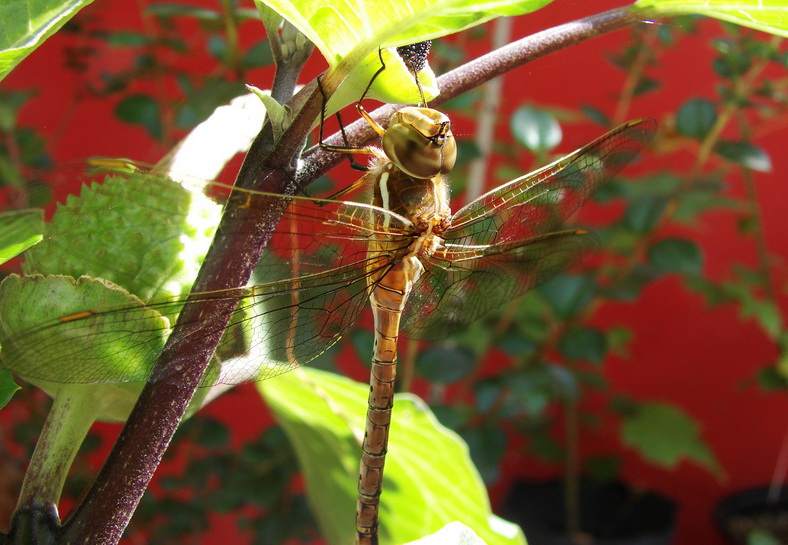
[465,16,512,204]
[16,389,98,511]
[301,6,645,178]
[612,24,657,125]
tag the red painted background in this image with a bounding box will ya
[3,1,788,544]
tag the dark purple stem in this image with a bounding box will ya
[60,6,642,544]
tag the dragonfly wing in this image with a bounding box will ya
[402,119,655,339]
[0,184,413,386]
[402,230,596,340]
[449,119,656,240]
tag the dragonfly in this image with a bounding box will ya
[0,95,656,543]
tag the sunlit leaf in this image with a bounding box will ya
[511,106,562,152]
[259,0,553,66]
[0,0,95,82]
[0,367,19,409]
[258,0,553,105]
[635,1,788,38]
[0,209,43,265]
[404,522,489,544]
[0,275,169,421]
[258,367,525,545]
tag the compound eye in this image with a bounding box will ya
[382,110,457,179]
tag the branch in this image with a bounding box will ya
[300,6,644,181]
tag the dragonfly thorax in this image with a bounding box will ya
[381,106,457,179]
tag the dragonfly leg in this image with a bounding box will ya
[317,74,373,172]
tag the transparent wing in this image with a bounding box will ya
[0,177,414,386]
[402,119,656,339]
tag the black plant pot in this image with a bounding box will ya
[714,486,788,544]
[502,479,677,545]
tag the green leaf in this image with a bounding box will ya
[258,368,525,545]
[621,402,723,477]
[510,106,562,152]
[583,455,622,481]
[24,173,222,308]
[417,345,476,383]
[259,0,553,107]
[747,529,781,545]
[755,366,788,391]
[462,426,507,483]
[558,327,607,364]
[146,3,223,21]
[0,0,96,82]
[501,367,560,416]
[673,180,742,224]
[598,264,656,301]
[647,237,703,275]
[538,274,596,320]
[743,298,783,340]
[0,275,170,421]
[624,194,670,234]
[676,97,717,139]
[404,522,491,545]
[634,1,788,38]
[174,79,247,129]
[194,417,230,448]
[115,95,163,139]
[0,366,20,409]
[0,209,43,265]
[260,0,552,67]
[715,141,772,172]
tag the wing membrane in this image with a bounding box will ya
[0,184,414,386]
[402,119,656,338]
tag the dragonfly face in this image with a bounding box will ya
[380,107,457,179]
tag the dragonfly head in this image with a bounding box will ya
[382,106,457,179]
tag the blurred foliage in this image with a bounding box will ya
[417,15,788,487]
[127,422,317,544]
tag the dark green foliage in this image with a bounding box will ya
[647,238,703,275]
[559,327,607,364]
[715,141,772,172]
[115,95,163,139]
[676,97,717,139]
[128,424,316,543]
[417,345,477,383]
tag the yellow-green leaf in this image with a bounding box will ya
[0,0,96,82]
[0,209,43,265]
[258,367,525,545]
[634,0,788,38]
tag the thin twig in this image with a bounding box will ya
[465,17,512,204]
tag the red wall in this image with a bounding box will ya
[3,1,788,544]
